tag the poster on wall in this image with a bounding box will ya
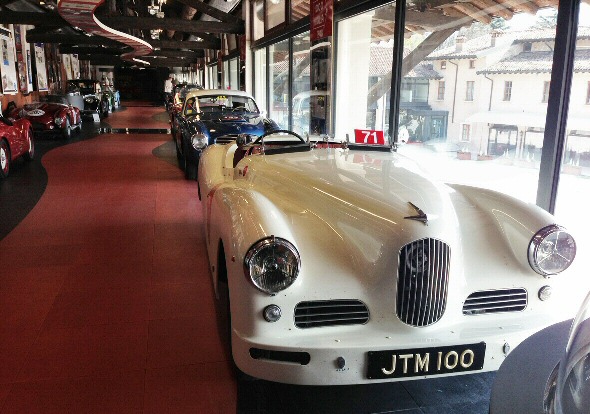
[62,54,72,80]
[14,25,34,93]
[71,54,80,79]
[0,25,18,94]
[34,43,48,92]
[310,0,333,42]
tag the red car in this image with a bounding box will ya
[11,95,82,139]
[0,107,34,179]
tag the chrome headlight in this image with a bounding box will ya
[54,116,63,126]
[191,133,208,150]
[528,225,576,276]
[244,236,300,295]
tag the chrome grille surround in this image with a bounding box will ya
[396,238,451,327]
[294,299,369,329]
[463,288,528,315]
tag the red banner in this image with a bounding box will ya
[354,129,386,145]
[310,0,333,42]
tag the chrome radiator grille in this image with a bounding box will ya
[463,288,527,315]
[294,300,369,329]
[396,238,450,327]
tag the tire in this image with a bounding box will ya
[23,129,34,161]
[0,139,10,179]
[62,118,71,139]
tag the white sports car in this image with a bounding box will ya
[197,131,578,385]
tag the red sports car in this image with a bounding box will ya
[0,107,34,179]
[11,95,82,139]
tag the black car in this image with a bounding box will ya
[173,89,279,180]
[67,79,110,119]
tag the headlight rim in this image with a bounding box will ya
[244,236,301,295]
[528,224,576,277]
[191,132,208,150]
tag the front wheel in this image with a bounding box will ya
[0,139,11,178]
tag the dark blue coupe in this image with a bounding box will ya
[172,89,279,180]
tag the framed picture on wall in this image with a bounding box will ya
[0,25,18,94]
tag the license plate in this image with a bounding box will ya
[367,342,486,379]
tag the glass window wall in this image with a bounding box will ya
[267,0,286,30]
[555,3,590,267]
[269,39,290,128]
[230,58,239,90]
[254,48,267,112]
[291,0,310,22]
[291,31,311,136]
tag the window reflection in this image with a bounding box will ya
[269,39,290,129]
[291,32,311,136]
[555,5,590,261]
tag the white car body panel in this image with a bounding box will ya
[198,141,579,385]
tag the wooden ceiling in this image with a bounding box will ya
[0,0,563,69]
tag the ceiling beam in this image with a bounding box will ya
[82,55,195,67]
[95,14,244,34]
[58,45,128,55]
[0,10,66,25]
[174,0,242,24]
[147,49,204,58]
[149,38,221,50]
[25,31,123,46]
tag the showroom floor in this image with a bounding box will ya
[0,104,495,414]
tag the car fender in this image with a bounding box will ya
[448,184,562,273]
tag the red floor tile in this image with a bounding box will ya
[0,106,228,411]
[0,383,11,410]
[41,286,151,329]
[144,363,236,414]
[2,371,145,414]
[149,283,216,321]
[147,317,226,369]
[17,322,148,382]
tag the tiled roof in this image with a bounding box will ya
[426,33,502,60]
[478,49,590,74]
[371,45,442,79]
[512,26,590,42]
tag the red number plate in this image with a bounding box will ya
[354,129,385,145]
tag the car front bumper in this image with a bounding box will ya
[231,313,564,385]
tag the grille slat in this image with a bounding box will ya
[294,300,369,329]
[397,238,451,327]
[463,288,528,315]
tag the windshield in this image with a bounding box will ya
[68,80,99,95]
[184,94,259,116]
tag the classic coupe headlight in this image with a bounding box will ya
[54,116,63,126]
[191,133,208,150]
[528,225,576,276]
[244,236,300,295]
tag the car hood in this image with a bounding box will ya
[20,102,66,120]
[235,147,555,274]
[193,114,274,138]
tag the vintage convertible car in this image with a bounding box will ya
[10,95,82,139]
[0,106,34,178]
[173,89,279,180]
[198,131,579,385]
[67,79,109,118]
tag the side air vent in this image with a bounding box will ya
[463,288,528,315]
[294,300,370,329]
[215,135,238,144]
[397,238,451,327]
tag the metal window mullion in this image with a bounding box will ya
[288,37,294,130]
[536,0,580,213]
[388,0,406,147]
